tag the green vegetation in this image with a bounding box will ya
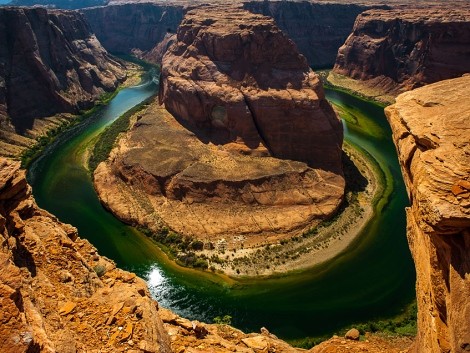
[20,90,121,168]
[93,264,107,277]
[88,96,154,172]
[138,227,210,270]
[213,315,232,325]
[289,301,417,349]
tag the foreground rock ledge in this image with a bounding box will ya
[385,75,470,353]
[0,157,412,352]
[95,6,345,249]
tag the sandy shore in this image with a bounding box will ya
[199,142,383,277]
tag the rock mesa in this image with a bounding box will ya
[95,6,344,248]
[385,76,470,353]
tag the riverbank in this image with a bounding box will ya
[142,140,382,278]
[325,71,397,105]
[17,61,144,167]
[91,93,384,278]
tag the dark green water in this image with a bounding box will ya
[28,79,415,340]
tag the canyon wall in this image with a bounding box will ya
[0,7,126,156]
[82,4,184,54]
[82,1,378,68]
[385,76,470,353]
[333,8,470,99]
[243,1,379,68]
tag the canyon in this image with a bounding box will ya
[94,6,345,255]
[0,1,469,352]
[332,7,470,102]
[0,7,126,157]
[386,76,470,353]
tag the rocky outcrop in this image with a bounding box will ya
[95,6,344,248]
[333,8,470,99]
[243,1,379,68]
[0,158,171,352]
[385,76,470,353]
[0,7,126,156]
[82,4,184,55]
[160,6,343,172]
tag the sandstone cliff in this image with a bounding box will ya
[82,4,184,55]
[243,1,378,68]
[333,8,470,100]
[0,158,171,352]
[0,7,126,157]
[385,76,470,353]
[160,6,343,172]
[95,6,344,250]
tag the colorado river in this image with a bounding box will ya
[28,76,415,340]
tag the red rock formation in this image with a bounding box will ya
[0,7,126,131]
[0,7,126,155]
[82,4,184,54]
[95,6,344,250]
[334,8,470,96]
[243,1,380,68]
[0,158,172,353]
[385,76,470,353]
[160,5,343,173]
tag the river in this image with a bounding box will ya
[27,76,415,340]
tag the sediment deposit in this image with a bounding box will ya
[0,7,126,157]
[385,75,470,353]
[333,8,470,101]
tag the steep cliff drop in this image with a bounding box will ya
[94,6,345,256]
[0,158,172,353]
[385,76,470,353]
[0,7,126,157]
[331,8,470,103]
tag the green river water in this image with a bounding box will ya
[27,77,415,340]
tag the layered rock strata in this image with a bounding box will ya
[96,6,344,248]
[243,1,379,68]
[0,7,126,157]
[82,4,184,55]
[385,76,470,353]
[333,8,470,100]
[160,6,343,173]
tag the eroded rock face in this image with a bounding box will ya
[0,7,126,156]
[334,8,470,97]
[82,4,184,54]
[0,158,171,353]
[385,76,470,353]
[243,1,379,68]
[160,6,343,172]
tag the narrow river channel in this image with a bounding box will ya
[27,75,416,340]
